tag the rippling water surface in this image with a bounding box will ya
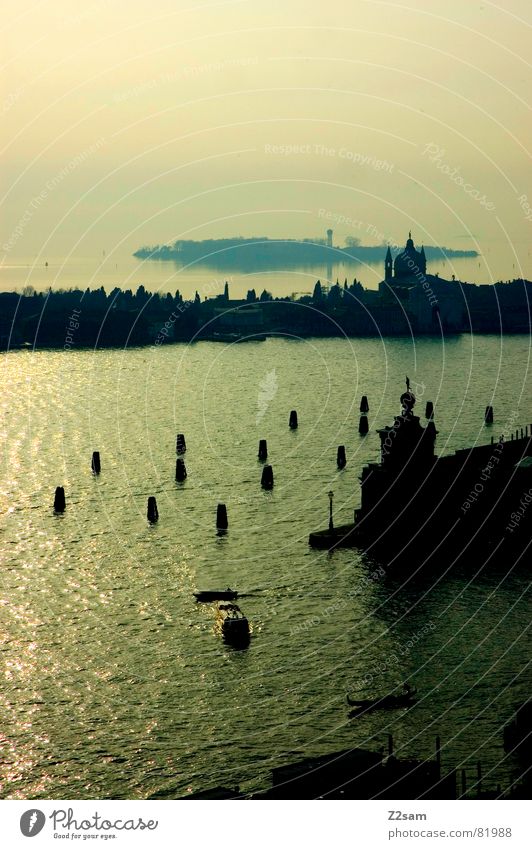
[0,335,531,798]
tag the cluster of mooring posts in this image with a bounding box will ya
[358,395,369,434]
[357,392,438,437]
[52,408,298,522]
[53,397,502,525]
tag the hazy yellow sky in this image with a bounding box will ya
[2,0,531,278]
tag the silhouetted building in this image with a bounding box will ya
[380,233,463,332]
[310,382,532,564]
[387,231,426,281]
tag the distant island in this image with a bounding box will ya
[1,235,527,351]
[133,236,478,271]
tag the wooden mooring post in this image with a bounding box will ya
[53,486,66,513]
[175,458,187,481]
[261,465,274,490]
[216,503,228,530]
[147,496,159,523]
[337,446,346,469]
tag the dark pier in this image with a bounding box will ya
[310,385,532,557]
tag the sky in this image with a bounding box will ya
[1,0,531,281]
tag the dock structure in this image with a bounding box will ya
[310,382,532,560]
[182,724,522,800]
[253,739,456,799]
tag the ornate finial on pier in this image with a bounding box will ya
[401,376,416,414]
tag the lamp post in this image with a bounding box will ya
[328,490,334,532]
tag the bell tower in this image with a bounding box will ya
[385,246,393,281]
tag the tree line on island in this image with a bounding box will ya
[133,236,478,272]
[0,280,363,349]
[1,274,530,351]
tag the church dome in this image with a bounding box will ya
[393,232,426,280]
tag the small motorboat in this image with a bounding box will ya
[216,602,250,643]
[194,588,238,603]
[347,687,417,718]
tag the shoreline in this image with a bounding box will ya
[3,328,532,354]
[2,274,531,350]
